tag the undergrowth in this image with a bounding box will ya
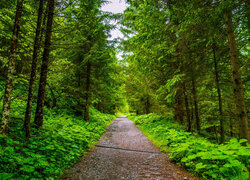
[129,114,250,180]
[0,107,114,179]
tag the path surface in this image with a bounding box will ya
[62,117,199,180]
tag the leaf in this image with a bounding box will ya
[223,163,233,168]
[20,165,35,173]
[0,173,13,179]
[229,138,238,143]
[195,162,206,170]
[5,147,14,153]
[71,144,79,148]
[239,139,248,144]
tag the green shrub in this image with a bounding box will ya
[129,114,250,180]
[0,107,114,179]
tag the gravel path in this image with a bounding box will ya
[61,117,199,180]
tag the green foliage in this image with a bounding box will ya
[130,114,250,180]
[122,0,249,143]
[157,74,183,103]
[0,107,114,179]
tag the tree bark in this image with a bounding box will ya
[214,125,219,144]
[24,0,44,138]
[1,0,24,136]
[145,96,150,114]
[84,59,91,121]
[229,117,233,137]
[40,2,49,46]
[212,44,225,144]
[183,82,191,132]
[180,64,191,132]
[47,83,57,108]
[77,73,81,106]
[190,95,194,126]
[224,10,249,143]
[175,87,184,123]
[191,77,200,133]
[34,0,55,128]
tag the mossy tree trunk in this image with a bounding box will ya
[1,0,24,136]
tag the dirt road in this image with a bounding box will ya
[62,117,199,180]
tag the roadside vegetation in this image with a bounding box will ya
[129,114,250,180]
[0,107,114,179]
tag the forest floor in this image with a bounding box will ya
[61,117,200,180]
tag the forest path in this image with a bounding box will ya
[61,117,199,180]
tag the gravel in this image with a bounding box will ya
[61,117,200,180]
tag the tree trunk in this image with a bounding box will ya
[175,87,184,123]
[190,95,194,126]
[183,82,191,132]
[84,59,91,121]
[214,125,219,144]
[212,44,224,144]
[77,73,81,106]
[229,117,233,137]
[1,0,24,136]
[191,77,200,133]
[224,10,249,143]
[181,66,191,132]
[47,83,57,108]
[24,0,44,138]
[145,96,150,114]
[34,0,55,128]
[40,2,49,46]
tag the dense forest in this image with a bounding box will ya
[122,0,249,143]
[0,0,249,179]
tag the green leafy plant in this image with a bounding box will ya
[129,114,250,180]
[0,107,114,179]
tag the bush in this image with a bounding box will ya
[0,107,114,179]
[129,114,250,180]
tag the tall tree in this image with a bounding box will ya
[212,43,224,144]
[84,57,91,121]
[1,0,24,136]
[191,76,200,133]
[24,0,45,137]
[224,9,249,143]
[175,87,184,123]
[34,0,55,128]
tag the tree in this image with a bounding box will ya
[34,0,55,128]
[224,9,249,143]
[84,50,91,121]
[1,0,24,136]
[212,43,224,143]
[24,0,45,137]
